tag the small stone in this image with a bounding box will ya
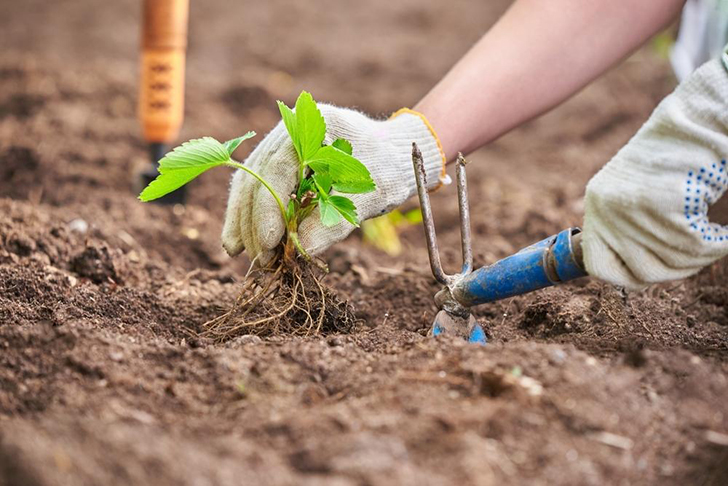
[68,218,89,234]
[182,227,199,240]
[236,335,262,345]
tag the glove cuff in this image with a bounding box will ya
[389,108,448,189]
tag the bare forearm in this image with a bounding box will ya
[415,0,686,161]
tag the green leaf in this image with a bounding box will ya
[139,137,231,202]
[332,138,352,155]
[332,179,376,194]
[307,146,375,192]
[295,91,326,161]
[318,198,342,227]
[329,195,359,227]
[313,172,332,195]
[277,100,300,159]
[223,131,256,157]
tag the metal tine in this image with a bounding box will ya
[455,153,473,275]
[412,143,473,286]
[412,143,448,285]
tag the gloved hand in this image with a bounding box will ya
[582,51,728,289]
[221,105,447,265]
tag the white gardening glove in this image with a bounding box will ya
[582,50,728,289]
[221,105,447,265]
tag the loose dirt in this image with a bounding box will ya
[1,1,727,485]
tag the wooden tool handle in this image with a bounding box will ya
[139,0,189,143]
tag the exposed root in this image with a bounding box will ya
[203,258,357,342]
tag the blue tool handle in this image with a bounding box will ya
[451,228,587,307]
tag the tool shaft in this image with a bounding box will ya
[451,228,587,307]
[139,0,189,143]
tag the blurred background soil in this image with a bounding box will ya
[1,1,728,485]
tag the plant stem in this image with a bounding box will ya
[289,232,310,261]
[298,164,305,193]
[227,160,312,263]
[225,161,287,223]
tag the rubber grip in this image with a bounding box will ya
[139,0,189,143]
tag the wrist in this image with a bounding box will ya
[387,109,448,190]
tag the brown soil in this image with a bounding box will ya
[1,1,728,485]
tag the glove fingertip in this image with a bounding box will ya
[255,249,276,268]
[221,170,250,257]
[257,216,287,252]
[222,237,245,257]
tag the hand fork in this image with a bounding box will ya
[411,143,588,344]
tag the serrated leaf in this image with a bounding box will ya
[332,138,352,155]
[307,146,375,189]
[139,137,231,202]
[318,198,342,227]
[313,172,332,194]
[277,100,300,159]
[295,91,326,161]
[329,195,359,227]
[223,131,256,157]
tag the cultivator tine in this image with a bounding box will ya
[455,154,473,275]
[412,143,448,285]
[411,143,474,286]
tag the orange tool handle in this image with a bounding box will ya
[139,0,189,143]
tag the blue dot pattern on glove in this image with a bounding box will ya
[685,160,728,242]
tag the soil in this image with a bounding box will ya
[1,1,728,485]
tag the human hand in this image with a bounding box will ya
[221,104,446,265]
[582,53,728,288]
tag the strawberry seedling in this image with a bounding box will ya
[139,91,365,338]
[140,91,375,263]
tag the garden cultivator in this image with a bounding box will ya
[411,143,588,345]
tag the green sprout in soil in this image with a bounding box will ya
[139,91,366,339]
[140,91,375,264]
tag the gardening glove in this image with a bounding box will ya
[221,105,447,265]
[582,50,728,289]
